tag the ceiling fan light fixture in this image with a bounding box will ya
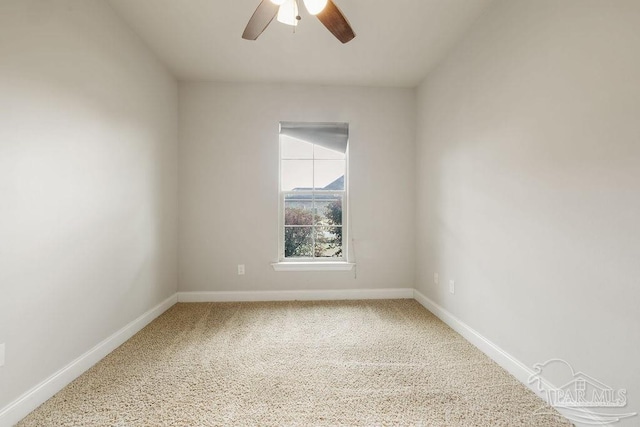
[303,0,327,15]
[242,0,355,43]
[277,0,299,26]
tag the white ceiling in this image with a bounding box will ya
[108,0,493,87]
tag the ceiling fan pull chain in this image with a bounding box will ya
[242,0,355,43]
[293,0,300,34]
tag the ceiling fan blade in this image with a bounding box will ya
[242,0,279,40]
[316,0,355,44]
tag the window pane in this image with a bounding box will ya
[281,136,313,159]
[314,160,345,190]
[314,227,343,258]
[285,196,313,225]
[284,226,313,257]
[281,160,313,191]
[314,144,346,160]
[314,196,342,226]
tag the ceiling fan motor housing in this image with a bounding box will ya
[242,0,356,44]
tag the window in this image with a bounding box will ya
[278,122,348,263]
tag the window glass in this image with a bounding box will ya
[279,122,348,261]
[314,144,345,160]
[314,160,345,190]
[281,159,313,191]
[281,136,313,159]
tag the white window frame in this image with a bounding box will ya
[274,133,352,270]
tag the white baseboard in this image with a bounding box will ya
[412,289,602,427]
[178,288,414,303]
[2,288,602,426]
[0,294,178,427]
[412,289,537,388]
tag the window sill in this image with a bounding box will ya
[271,262,355,272]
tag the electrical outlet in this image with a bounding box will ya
[0,343,5,367]
[449,280,455,294]
[237,264,245,275]
[434,273,439,284]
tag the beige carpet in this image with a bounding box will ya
[18,300,571,426]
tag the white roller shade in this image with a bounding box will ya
[280,122,348,153]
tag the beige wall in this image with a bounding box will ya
[415,0,640,419]
[179,83,415,292]
[0,0,178,410]
[3,0,639,422]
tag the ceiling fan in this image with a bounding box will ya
[242,0,356,44]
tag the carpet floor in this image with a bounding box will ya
[18,300,571,426]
